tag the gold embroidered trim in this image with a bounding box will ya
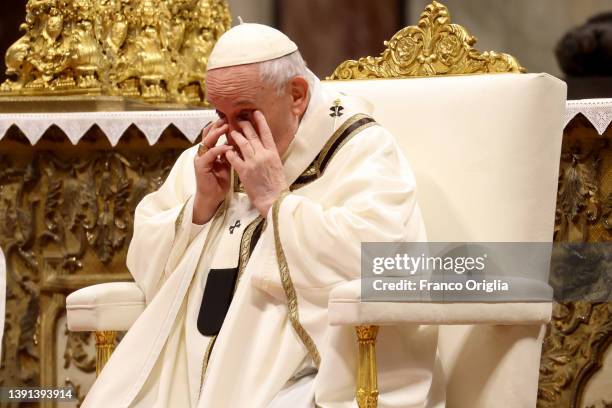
[232,169,246,193]
[272,190,321,367]
[198,335,217,398]
[174,198,190,235]
[268,114,377,367]
[236,216,266,287]
[313,113,374,171]
[292,113,376,190]
[197,215,266,399]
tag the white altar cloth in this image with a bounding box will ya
[0,99,609,147]
[0,110,217,146]
[564,98,612,135]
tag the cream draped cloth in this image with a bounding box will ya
[81,77,443,408]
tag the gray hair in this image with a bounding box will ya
[258,51,316,95]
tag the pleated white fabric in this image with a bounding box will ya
[0,110,217,145]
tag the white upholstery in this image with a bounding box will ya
[323,73,566,408]
[329,279,553,326]
[323,73,566,243]
[66,282,145,332]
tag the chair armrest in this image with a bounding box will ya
[328,279,552,326]
[66,282,145,332]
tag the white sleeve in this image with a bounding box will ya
[253,126,427,292]
[126,146,214,303]
[190,221,208,242]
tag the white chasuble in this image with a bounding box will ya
[81,77,443,408]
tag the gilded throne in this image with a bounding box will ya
[65,2,567,407]
[5,1,607,407]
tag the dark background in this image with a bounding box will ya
[276,0,405,78]
[0,0,26,83]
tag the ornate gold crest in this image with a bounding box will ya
[329,1,524,80]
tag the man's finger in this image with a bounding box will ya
[197,144,233,171]
[202,123,229,148]
[200,118,223,140]
[238,121,264,150]
[199,121,212,141]
[237,120,258,141]
[253,110,275,149]
[225,150,245,172]
[230,130,255,160]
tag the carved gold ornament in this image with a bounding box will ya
[328,1,524,80]
[355,326,379,408]
[0,127,190,398]
[0,0,231,106]
[538,118,612,408]
[94,331,117,375]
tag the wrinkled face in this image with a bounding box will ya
[205,64,309,158]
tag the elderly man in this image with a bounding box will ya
[82,23,440,408]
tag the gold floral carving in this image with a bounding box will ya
[539,302,612,408]
[328,1,524,80]
[0,126,191,405]
[555,121,611,242]
[538,117,612,408]
[0,0,231,106]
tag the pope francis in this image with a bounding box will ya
[81,23,441,408]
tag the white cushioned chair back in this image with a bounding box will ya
[323,74,567,408]
[324,74,566,242]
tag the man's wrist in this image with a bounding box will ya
[193,193,223,225]
[259,188,290,217]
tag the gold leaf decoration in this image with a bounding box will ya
[0,126,192,395]
[538,117,612,408]
[0,0,231,106]
[328,1,524,80]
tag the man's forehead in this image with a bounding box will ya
[207,64,260,82]
[207,95,258,109]
[206,67,270,108]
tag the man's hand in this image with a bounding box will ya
[225,111,288,216]
[193,119,234,224]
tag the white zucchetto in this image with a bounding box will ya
[207,23,298,70]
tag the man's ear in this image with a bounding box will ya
[289,76,309,116]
